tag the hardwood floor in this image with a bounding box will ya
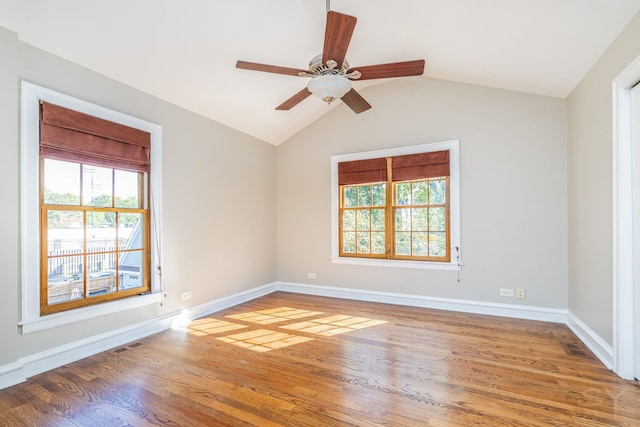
[1,292,639,426]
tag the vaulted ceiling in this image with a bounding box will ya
[2,0,640,145]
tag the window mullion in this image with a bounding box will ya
[385,157,393,260]
[82,210,87,301]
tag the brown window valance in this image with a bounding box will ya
[391,150,449,182]
[338,157,387,185]
[40,101,151,173]
[338,150,449,185]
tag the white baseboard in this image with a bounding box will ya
[566,311,614,369]
[275,282,613,370]
[276,282,568,323]
[0,281,615,390]
[171,282,276,327]
[0,362,24,390]
[0,282,278,391]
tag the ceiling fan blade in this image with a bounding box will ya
[349,60,426,81]
[341,88,371,114]
[236,60,308,77]
[276,88,312,110]
[322,11,357,69]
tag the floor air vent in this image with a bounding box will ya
[114,342,142,353]
[562,342,588,357]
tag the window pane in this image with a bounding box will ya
[429,179,446,204]
[47,210,84,252]
[357,232,370,253]
[395,208,411,231]
[412,181,428,205]
[396,183,411,205]
[87,255,116,298]
[43,159,80,205]
[371,232,386,254]
[87,212,118,251]
[372,184,386,206]
[342,210,356,231]
[83,165,113,207]
[356,210,370,231]
[429,207,446,232]
[119,213,144,250]
[412,208,428,231]
[395,232,410,255]
[343,232,356,253]
[47,255,83,305]
[429,232,447,256]
[119,250,144,291]
[371,209,385,231]
[344,186,357,208]
[412,232,429,256]
[357,185,372,207]
[115,170,140,209]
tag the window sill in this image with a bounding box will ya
[19,292,163,334]
[331,256,460,271]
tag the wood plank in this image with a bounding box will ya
[1,292,639,426]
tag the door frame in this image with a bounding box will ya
[612,54,640,380]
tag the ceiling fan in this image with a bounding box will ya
[236,9,425,114]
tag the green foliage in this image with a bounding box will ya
[46,191,142,229]
[357,185,372,207]
[44,190,80,206]
[344,186,357,207]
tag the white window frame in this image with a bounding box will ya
[19,81,163,334]
[331,140,461,270]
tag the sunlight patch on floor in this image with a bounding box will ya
[281,315,387,336]
[185,318,248,336]
[226,307,324,325]
[217,328,314,352]
[186,307,388,352]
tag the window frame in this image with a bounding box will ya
[20,81,163,333]
[331,141,460,270]
[40,160,151,315]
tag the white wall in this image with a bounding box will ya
[0,26,277,366]
[277,77,568,308]
[567,12,640,345]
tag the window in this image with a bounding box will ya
[41,159,150,314]
[38,101,153,314]
[21,82,162,333]
[331,141,460,270]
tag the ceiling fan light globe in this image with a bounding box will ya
[307,74,352,104]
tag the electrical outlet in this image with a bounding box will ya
[180,291,192,301]
[500,288,514,297]
[307,273,316,279]
[515,288,526,300]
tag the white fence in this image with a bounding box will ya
[48,245,126,277]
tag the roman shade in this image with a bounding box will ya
[40,102,151,173]
[338,150,449,185]
[391,150,449,181]
[338,157,387,185]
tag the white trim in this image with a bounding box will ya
[276,282,617,370]
[566,312,614,370]
[276,281,566,323]
[2,282,617,390]
[171,283,276,327]
[330,256,459,270]
[0,363,25,391]
[0,282,278,391]
[20,81,163,333]
[19,293,162,334]
[612,55,640,379]
[330,140,461,270]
